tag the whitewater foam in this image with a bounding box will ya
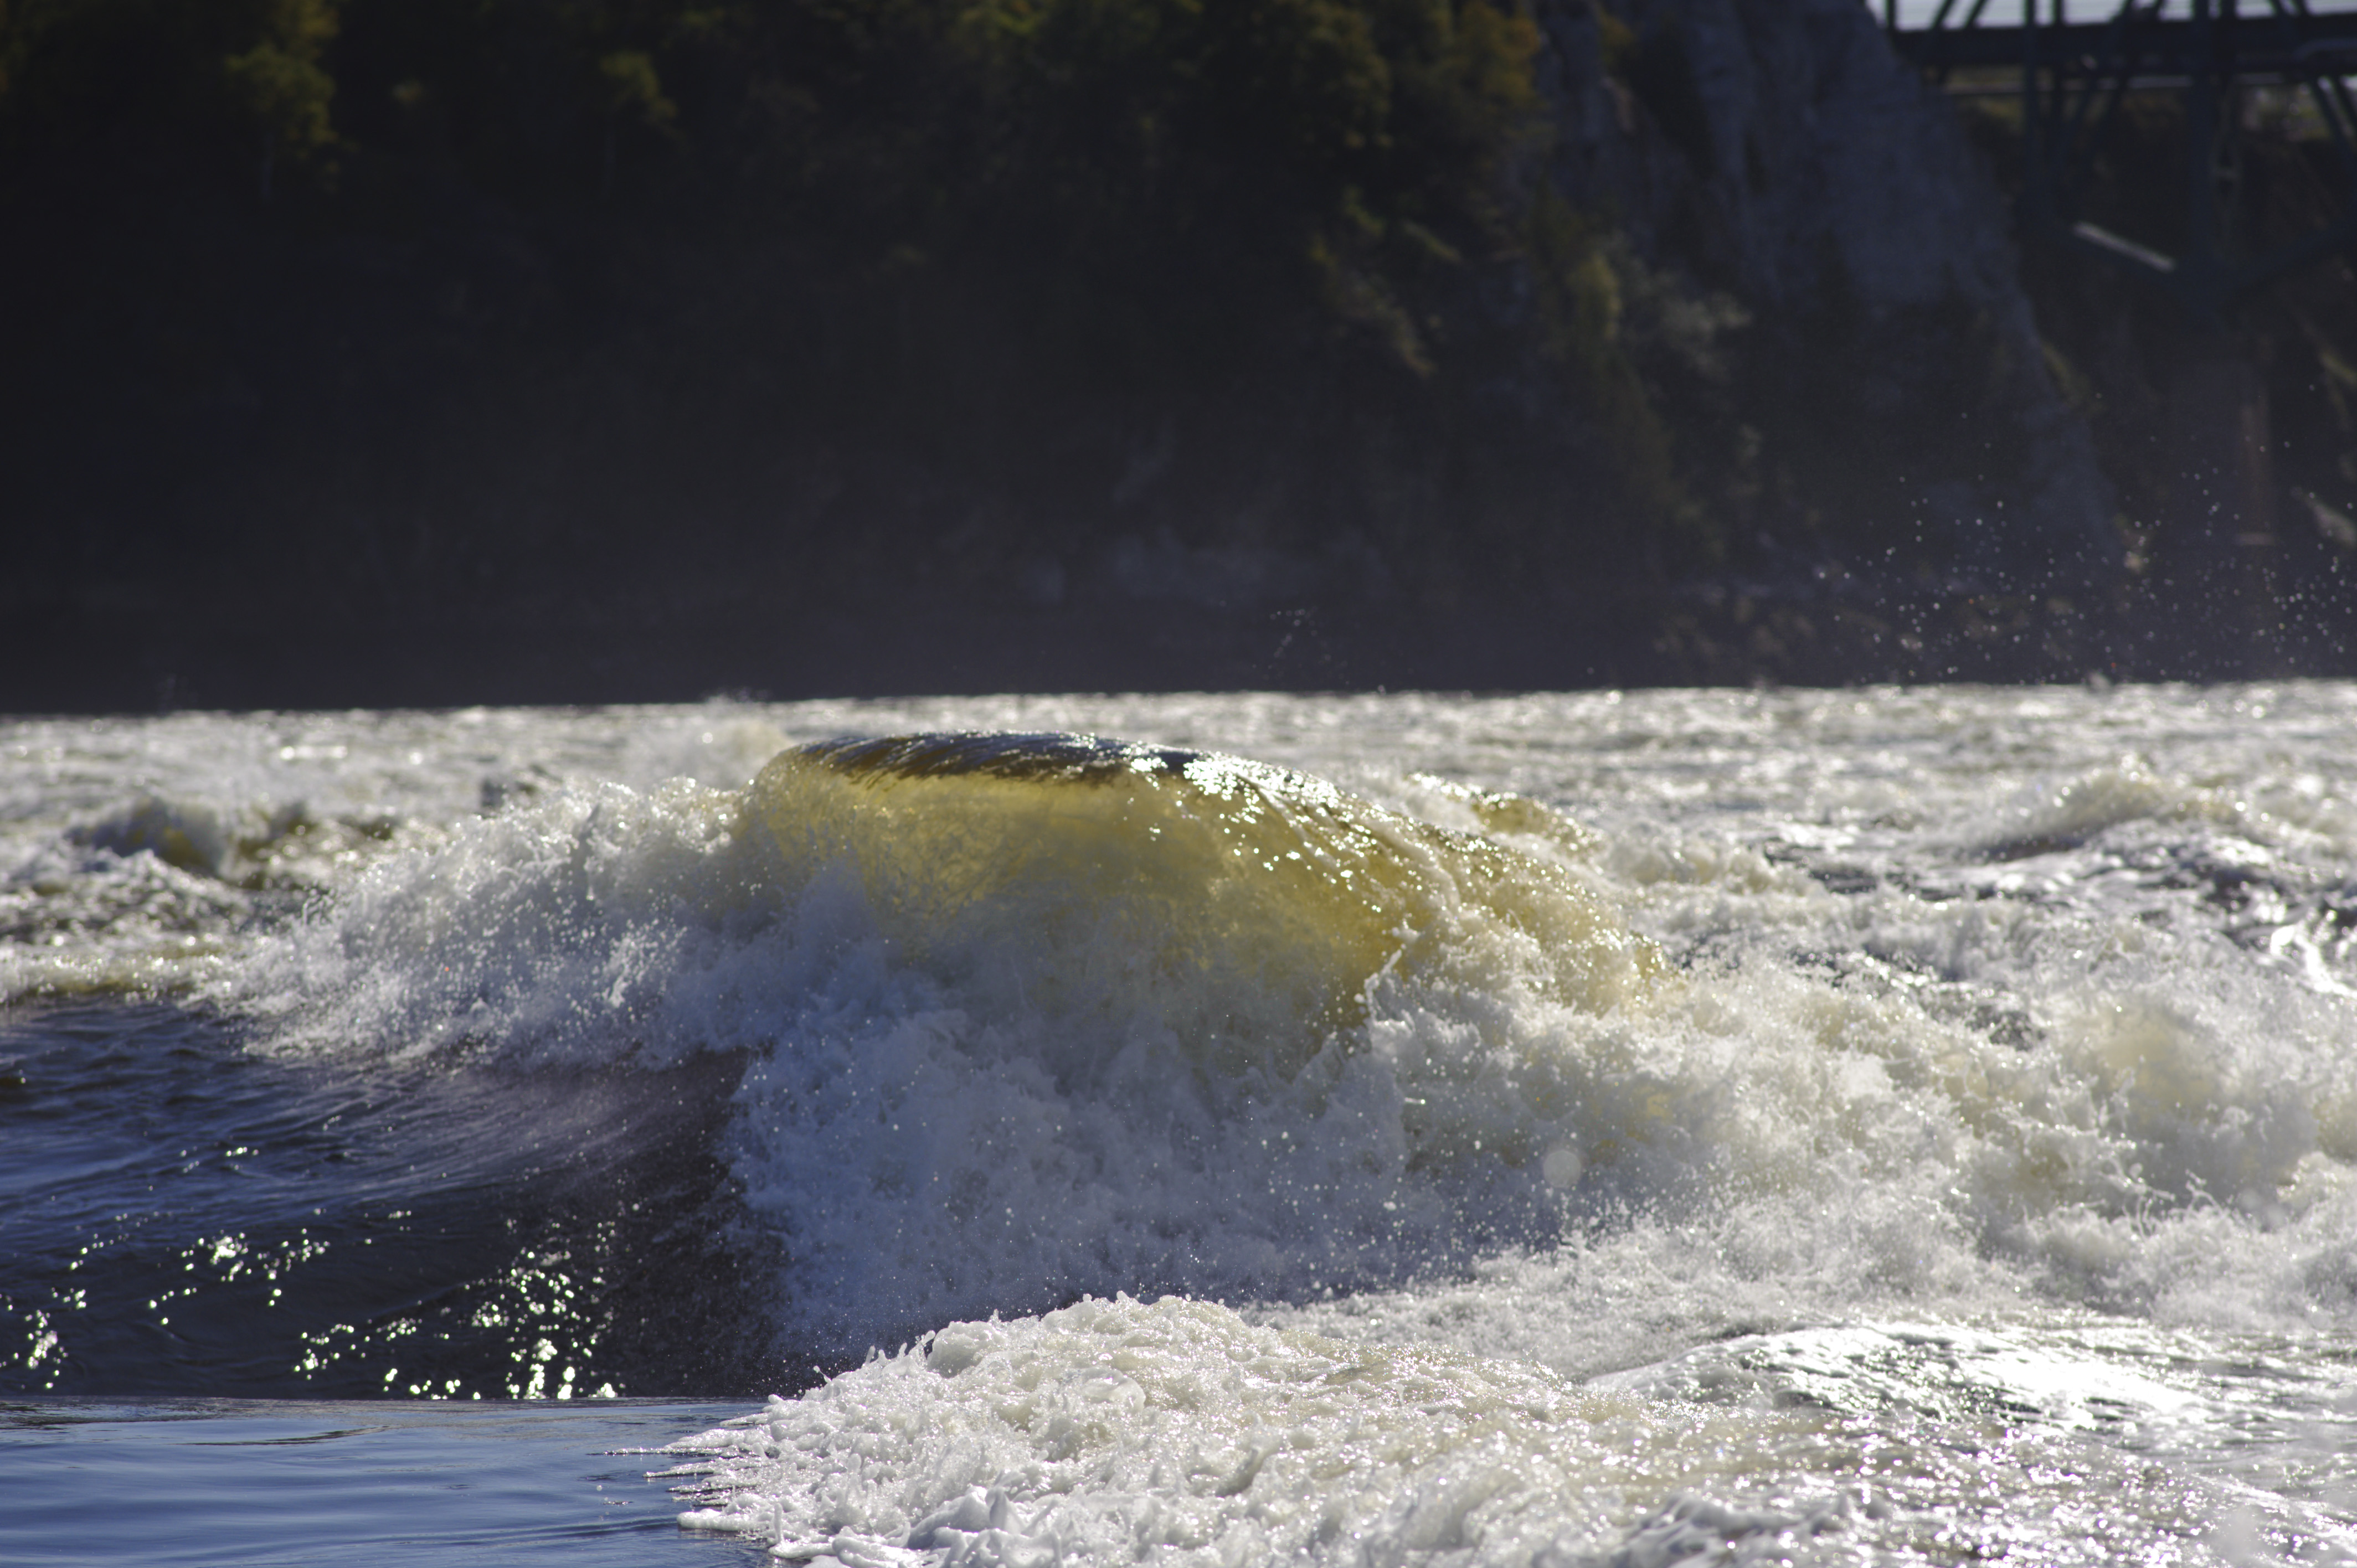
[661,1293,1810,1565]
[661,1294,2344,1566]
[214,734,1676,1355]
[14,689,2357,1557]
[193,720,2357,1363]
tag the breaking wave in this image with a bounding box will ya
[225,733,1661,1357]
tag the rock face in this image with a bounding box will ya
[1533,0,2119,587]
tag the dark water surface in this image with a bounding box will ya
[1,999,771,1400]
[0,1398,762,1565]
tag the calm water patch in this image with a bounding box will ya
[0,1398,762,1566]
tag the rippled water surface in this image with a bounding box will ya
[5,687,2356,1564]
[0,1398,760,1565]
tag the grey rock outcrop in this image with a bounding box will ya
[1532,0,2119,587]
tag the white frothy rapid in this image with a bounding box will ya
[8,686,2357,1562]
[215,729,1664,1353]
[656,1295,2353,1566]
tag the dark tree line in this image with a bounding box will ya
[12,0,2340,703]
[6,0,1758,704]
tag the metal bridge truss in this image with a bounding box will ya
[1887,0,2357,316]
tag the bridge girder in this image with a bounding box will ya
[1888,0,2357,317]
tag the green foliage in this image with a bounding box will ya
[764,0,1550,370]
[596,48,675,128]
[1528,182,1715,566]
[2,0,1545,362]
[5,0,1677,616]
[1593,3,1635,78]
[222,0,341,164]
[0,0,334,166]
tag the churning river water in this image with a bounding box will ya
[4,687,2356,1565]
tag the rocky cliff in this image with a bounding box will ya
[1537,0,2118,583]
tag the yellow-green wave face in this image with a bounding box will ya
[748,734,1658,1081]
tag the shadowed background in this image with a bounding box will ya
[3,0,2353,708]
